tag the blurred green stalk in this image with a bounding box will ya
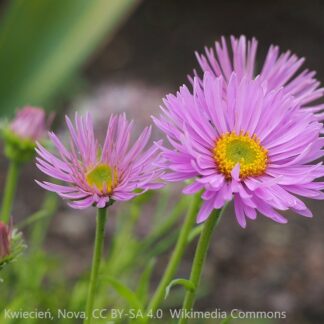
[1,160,20,223]
[147,192,201,313]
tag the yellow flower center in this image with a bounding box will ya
[213,131,268,180]
[85,164,118,193]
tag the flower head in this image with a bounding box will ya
[2,106,51,162]
[193,35,324,121]
[36,113,163,209]
[154,72,324,227]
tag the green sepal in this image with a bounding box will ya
[1,126,36,163]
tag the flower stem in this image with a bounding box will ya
[84,207,108,324]
[1,160,20,223]
[179,207,224,324]
[147,192,201,312]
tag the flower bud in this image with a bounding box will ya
[1,106,52,163]
[0,222,10,259]
[0,223,25,272]
[10,106,48,141]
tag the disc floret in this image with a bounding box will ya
[213,131,268,179]
[85,164,118,193]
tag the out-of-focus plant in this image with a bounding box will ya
[0,105,58,321]
[0,107,51,223]
[0,0,140,117]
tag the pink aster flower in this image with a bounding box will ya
[154,72,324,227]
[36,113,163,209]
[10,106,50,141]
[193,35,324,121]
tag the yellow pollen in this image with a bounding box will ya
[85,163,118,193]
[213,131,268,180]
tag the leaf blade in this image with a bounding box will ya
[0,0,140,116]
[165,278,195,300]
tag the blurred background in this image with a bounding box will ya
[0,0,324,323]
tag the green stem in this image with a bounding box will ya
[147,192,201,312]
[1,160,20,223]
[84,207,108,324]
[179,208,224,324]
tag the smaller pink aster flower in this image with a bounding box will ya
[10,106,50,141]
[0,222,10,259]
[35,113,163,209]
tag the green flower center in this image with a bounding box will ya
[85,164,118,192]
[213,131,268,179]
[226,139,257,164]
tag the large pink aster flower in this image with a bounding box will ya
[36,113,163,209]
[193,35,324,121]
[154,72,324,227]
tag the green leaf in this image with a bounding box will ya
[136,258,156,305]
[165,278,195,300]
[0,0,140,116]
[103,276,143,310]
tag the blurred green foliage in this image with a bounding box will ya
[0,188,189,323]
[0,188,279,324]
[0,0,140,117]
